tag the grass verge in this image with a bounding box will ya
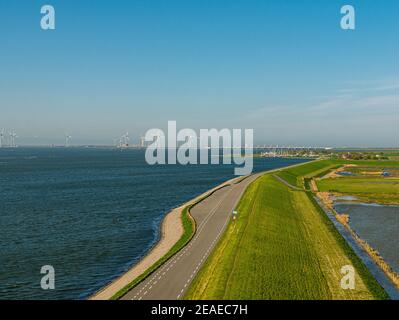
[185,167,388,300]
[109,184,233,300]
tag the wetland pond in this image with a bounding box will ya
[334,202,399,274]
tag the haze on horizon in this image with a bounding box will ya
[1,0,398,147]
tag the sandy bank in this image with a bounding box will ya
[90,176,241,300]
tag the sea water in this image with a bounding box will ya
[0,147,307,299]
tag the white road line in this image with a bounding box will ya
[128,178,258,300]
[176,182,250,299]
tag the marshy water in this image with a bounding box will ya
[334,202,399,275]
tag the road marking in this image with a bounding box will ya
[125,177,259,300]
[176,184,243,299]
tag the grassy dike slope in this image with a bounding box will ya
[185,161,388,300]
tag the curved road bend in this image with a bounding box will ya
[122,172,263,300]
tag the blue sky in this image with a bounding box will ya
[1,0,398,146]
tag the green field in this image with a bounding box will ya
[318,177,399,194]
[275,160,344,187]
[185,162,388,300]
[316,164,399,204]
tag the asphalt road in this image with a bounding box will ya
[121,173,262,300]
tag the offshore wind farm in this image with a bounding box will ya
[0,129,336,153]
[0,129,18,148]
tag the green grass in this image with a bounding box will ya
[110,184,236,299]
[318,177,399,194]
[313,161,399,204]
[275,159,344,188]
[344,160,399,167]
[339,166,399,177]
[317,176,399,204]
[185,173,387,300]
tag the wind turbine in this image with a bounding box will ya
[124,132,130,147]
[0,129,4,148]
[9,131,17,148]
[13,132,18,147]
[65,134,72,147]
[117,132,130,149]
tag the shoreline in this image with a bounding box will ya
[314,194,399,299]
[313,165,399,293]
[89,175,243,300]
[317,192,399,292]
[90,160,312,300]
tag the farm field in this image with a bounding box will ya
[274,159,343,187]
[185,166,388,300]
[318,178,399,198]
[316,163,399,204]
